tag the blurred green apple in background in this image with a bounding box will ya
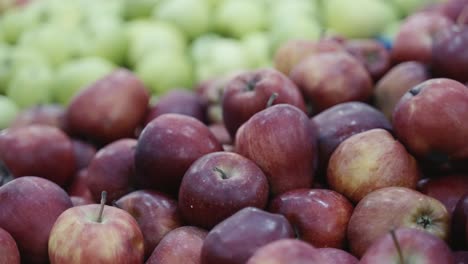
[268,0,320,25]
[0,95,19,129]
[214,0,267,38]
[241,32,272,68]
[135,50,194,95]
[123,0,160,20]
[269,16,322,53]
[53,57,116,105]
[0,5,44,44]
[153,0,212,39]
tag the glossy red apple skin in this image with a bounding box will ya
[179,151,269,229]
[221,68,307,138]
[391,12,453,64]
[200,207,295,264]
[431,25,468,83]
[393,78,468,166]
[0,125,75,187]
[317,248,359,264]
[344,38,391,81]
[9,104,67,132]
[114,190,183,259]
[71,139,96,171]
[235,104,317,196]
[85,138,137,203]
[70,196,94,206]
[65,68,150,144]
[145,89,207,125]
[451,193,468,249]
[374,61,430,119]
[48,204,144,264]
[290,51,373,114]
[418,174,468,214]
[347,187,450,257]
[269,188,353,248]
[327,128,420,203]
[146,226,207,264]
[360,228,455,264]
[311,101,392,180]
[135,113,223,196]
[0,176,73,264]
[0,227,20,264]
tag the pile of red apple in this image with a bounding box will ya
[1,0,468,263]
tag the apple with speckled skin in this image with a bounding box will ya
[0,227,20,264]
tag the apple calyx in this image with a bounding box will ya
[390,228,405,264]
[416,215,432,229]
[245,77,260,92]
[266,92,279,108]
[213,167,229,180]
[96,191,107,223]
[409,86,421,96]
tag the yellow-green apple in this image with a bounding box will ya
[0,227,20,264]
[269,188,353,248]
[145,89,207,125]
[48,192,144,263]
[9,104,67,131]
[311,101,392,180]
[289,51,373,114]
[153,0,212,39]
[178,151,269,229]
[431,24,468,83]
[347,186,450,257]
[135,113,223,196]
[327,128,420,203]
[71,139,96,171]
[235,104,317,196]
[360,228,455,264]
[222,68,307,138]
[201,207,294,264]
[268,0,320,27]
[53,57,115,105]
[0,5,43,44]
[0,125,75,186]
[122,0,159,19]
[65,68,150,144]
[0,176,72,263]
[392,78,468,172]
[0,95,18,129]
[241,32,272,68]
[85,139,137,203]
[114,190,183,259]
[245,239,325,264]
[344,39,391,81]
[418,174,468,214]
[324,0,398,38]
[268,16,322,53]
[391,12,453,64]
[146,226,207,264]
[451,193,468,249]
[374,61,430,119]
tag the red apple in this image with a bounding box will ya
[290,51,373,113]
[347,187,450,257]
[135,113,223,196]
[453,251,468,263]
[179,151,269,229]
[360,228,455,264]
[0,227,20,264]
[67,169,94,203]
[235,104,317,196]
[441,0,468,22]
[269,188,353,248]
[221,68,306,138]
[146,226,208,264]
[317,248,359,264]
[200,207,294,264]
[71,139,96,171]
[114,190,183,259]
[48,192,144,263]
[208,123,232,145]
[452,193,468,249]
[85,138,137,203]
[65,68,150,144]
[70,196,94,206]
[0,125,75,186]
[0,176,73,263]
[374,61,430,119]
[9,104,67,132]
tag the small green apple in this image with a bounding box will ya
[0,43,12,93]
[0,5,44,44]
[6,64,54,109]
[324,0,398,38]
[241,32,272,68]
[123,0,160,20]
[269,16,322,53]
[214,0,267,38]
[0,95,19,129]
[134,50,194,96]
[126,20,188,67]
[268,0,320,25]
[53,57,116,105]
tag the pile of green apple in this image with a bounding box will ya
[0,0,442,130]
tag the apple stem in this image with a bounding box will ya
[266,93,279,108]
[214,167,228,180]
[390,228,405,264]
[97,191,107,223]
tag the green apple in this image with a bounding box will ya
[269,16,322,53]
[53,57,116,105]
[135,50,194,95]
[0,43,12,93]
[0,95,18,129]
[241,32,272,68]
[123,0,160,20]
[0,5,44,44]
[390,0,442,17]
[38,0,85,28]
[268,0,320,25]
[6,64,54,109]
[152,0,212,39]
[126,20,188,67]
[324,0,398,38]
[214,0,267,38]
